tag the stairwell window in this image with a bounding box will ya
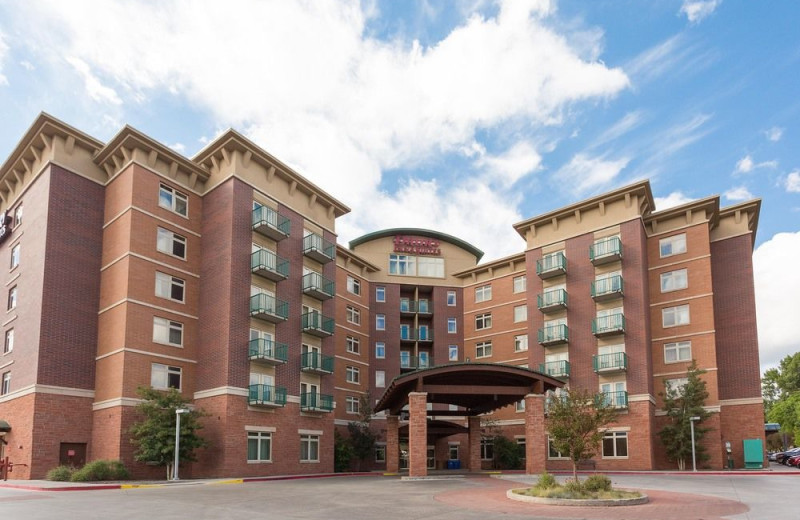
[3,328,12,353]
[346,366,360,384]
[155,272,185,303]
[659,233,686,258]
[475,285,492,303]
[151,363,181,390]
[159,184,188,217]
[7,286,17,310]
[153,317,183,347]
[1,371,10,395]
[513,275,526,293]
[10,244,20,270]
[346,306,361,325]
[660,269,688,292]
[347,276,361,295]
[346,336,360,354]
[157,227,187,259]
[662,304,690,328]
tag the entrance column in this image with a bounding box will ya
[408,392,428,477]
[468,416,482,472]
[524,393,546,475]
[386,415,400,474]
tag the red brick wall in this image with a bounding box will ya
[720,403,766,468]
[0,393,35,479]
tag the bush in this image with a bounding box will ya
[563,478,585,495]
[535,471,557,489]
[583,474,612,492]
[70,460,130,482]
[492,435,524,470]
[46,465,74,481]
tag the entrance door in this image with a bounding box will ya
[59,442,87,467]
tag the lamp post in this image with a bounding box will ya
[173,408,189,480]
[690,416,701,472]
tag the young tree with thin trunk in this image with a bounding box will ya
[658,361,711,470]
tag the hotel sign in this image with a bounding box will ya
[393,235,441,256]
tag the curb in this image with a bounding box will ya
[506,488,649,507]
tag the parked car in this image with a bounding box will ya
[786,454,800,467]
[768,451,777,462]
[775,448,800,465]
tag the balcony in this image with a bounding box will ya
[597,390,629,409]
[538,360,570,379]
[400,354,432,371]
[250,293,289,323]
[251,248,289,282]
[252,205,290,241]
[301,351,334,374]
[592,352,629,374]
[590,236,622,265]
[303,233,335,264]
[248,338,288,366]
[301,312,334,337]
[538,324,569,346]
[301,392,334,412]
[248,384,287,408]
[536,252,566,279]
[400,328,433,342]
[592,313,625,337]
[399,300,431,315]
[302,272,335,300]
[591,275,624,302]
[537,289,568,313]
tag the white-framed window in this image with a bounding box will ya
[346,366,360,384]
[156,227,187,259]
[153,317,183,347]
[346,395,360,414]
[514,305,528,323]
[662,304,690,328]
[1,371,10,395]
[448,345,458,361]
[664,341,692,363]
[475,313,492,330]
[347,276,361,295]
[475,285,492,303]
[376,286,386,302]
[419,351,430,368]
[665,377,689,393]
[7,286,17,310]
[448,444,459,461]
[247,431,272,462]
[416,256,445,277]
[151,363,181,390]
[400,350,411,368]
[513,275,526,293]
[480,439,494,460]
[515,400,525,412]
[346,336,360,354]
[660,268,688,292]
[375,342,385,359]
[158,183,188,217]
[300,434,320,462]
[10,244,20,269]
[514,334,528,352]
[540,251,565,271]
[3,329,12,354]
[600,381,627,408]
[375,444,386,463]
[418,324,430,340]
[14,205,22,226]
[660,233,687,258]
[155,272,185,303]
[388,254,415,275]
[447,318,457,333]
[476,341,492,359]
[346,306,361,325]
[446,290,456,306]
[376,314,386,330]
[602,431,628,458]
[547,436,567,459]
[376,370,386,388]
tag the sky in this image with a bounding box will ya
[0,0,797,374]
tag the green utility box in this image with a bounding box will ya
[742,439,764,469]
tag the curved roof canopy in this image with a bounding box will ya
[349,228,484,262]
[375,363,564,416]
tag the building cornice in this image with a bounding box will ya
[336,244,381,273]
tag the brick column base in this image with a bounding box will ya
[525,394,546,475]
[386,415,399,474]
[468,416,482,471]
[408,392,428,477]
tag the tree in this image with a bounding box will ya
[129,387,208,479]
[763,352,800,416]
[545,387,619,482]
[344,392,378,471]
[491,435,524,470]
[768,393,800,443]
[658,361,711,470]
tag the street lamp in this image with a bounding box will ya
[173,408,190,480]
[689,416,701,472]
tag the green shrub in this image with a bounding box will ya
[535,471,557,489]
[46,465,74,481]
[70,460,130,482]
[583,474,612,492]
[563,478,585,495]
[492,435,524,469]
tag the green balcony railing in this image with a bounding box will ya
[301,392,334,412]
[399,300,431,314]
[597,390,629,409]
[249,293,289,321]
[400,327,433,342]
[252,205,291,239]
[303,233,335,263]
[592,313,626,336]
[538,360,571,378]
[302,272,335,299]
[538,324,569,345]
[301,351,334,373]
[536,252,566,278]
[591,275,623,300]
[400,354,432,370]
[301,312,335,336]
[248,384,287,407]
[251,249,289,280]
[248,338,288,364]
[589,236,622,264]
[592,352,629,373]
[537,289,568,311]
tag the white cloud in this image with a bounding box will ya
[168,142,186,154]
[65,55,121,105]
[734,154,777,175]
[765,126,783,142]
[592,111,643,148]
[474,140,542,187]
[723,186,753,201]
[0,30,9,86]
[786,170,800,193]
[20,60,35,71]
[654,191,694,211]
[754,231,800,370]
[554,153,630,195]
[680,0,721,23]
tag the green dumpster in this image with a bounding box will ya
[742,439,763,469]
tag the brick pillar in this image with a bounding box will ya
[468,416,482,472]
[525,393,546,475]
[408,392,428,477]
[386,415,400,474]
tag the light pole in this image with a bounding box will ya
[690,416,701,472]
[173,408,189,480]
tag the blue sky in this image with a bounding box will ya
[0,0,797,372]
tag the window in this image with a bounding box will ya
[448,345,458,361]
[449,444,459,461]
[151,363,181,390]
[347,276,361,295]
[400,324,411,340]
[480,439,494,460]
[247,431,272,462]
[375,314,385,330]
[513,275,526,293]
[476,341,492,359]
[156,227,187,259]
[418,351,430,368]
[10,244,20,269]
[446,291,456,306]
[514,305,528,323]
[3,329,12,354]
[400,351,411,368]
[548,436,567,459]
[346,396,360,414]
[346,366,360,384]
[375,342,385,359]
[665,377,689,392]
[376,370,386,388]
[418,325,430,340]
[662,304,690,328]
[514,334,528,352]
[660,269,688,292]
[515,400,525,412]
[475,313,492,330]
[153,317,183,347]
[418,299,429,313]
[14,206,22,226]
[660,233,687,258]
[600,381,627,407]
[475,285,492,303]
[159,184,188,216]
[375,286,385,302]
[602,431,628,458]
[447,318,457,334]
[300,434,320,462]
[416,257,445,278]
[1,371,9,395]
[375,445,386,463]
[155,272,185,302]
[7,286,17,310]
[388,254,415,275]
[346,336,360,354]
[664,341,692,363]
[346,306,361,325]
